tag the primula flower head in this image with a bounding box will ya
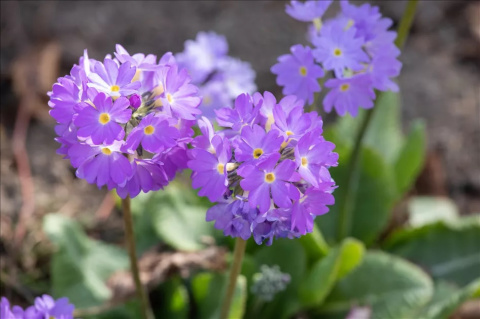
[188,92,338,245]
[176,31,257,119]
[49,45,201,198]
[274,0,402,117]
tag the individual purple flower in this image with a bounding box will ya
[188,135,231,202]
[88,59,141,98]
[30,294,75,319]
[271,44,324,104]
[340,0,382,41]
[239,154,300,213]
[176,31,257,119]
[312,23,369,78]
[69,140,133,189]
[291,187,335,234]
[114,44,157,71]
[198,81,231,119]
[235,125,283,163]
[286,0,332,22]
[217,56,257,99]
[252,209,295,245]
[159,146,190,181]
[323,74,375,117]
[207,200,258,240]
[272,105,311,142]
[294,130,338,187]
[369,54,401,92]
[116,158,169,198]
[48,77,82,125]
[160,65,201,120]
[191,116,217,152]
[176,31,228,83]
[253,91,277,125]
[215,93,261,132]
[123,113,180,154]
[1,297,24,319]
[74,93,131,145]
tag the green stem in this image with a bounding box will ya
[336,0,420,241]
[122,197,155,319]
[220,238,247,319]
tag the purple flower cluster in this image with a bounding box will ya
[1,295,74,319]
[272,0,402,117]
[49,45,202,198]
[176,31,257,119]
[188,92,338,245]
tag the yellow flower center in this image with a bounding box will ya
[265,172,276,183]
[340,84,350,92]
[301,157,308,167]
[299,66,307,76]
[166,93,174,103]
[101,147,112,155]
[144,125,155,135]
[286,131,294,136]
[253,148,264,159]
[99,113,110,124]
[333,48,342,57]
[203,95,212,105]
[217,163,225,174]
[111,85,120,92]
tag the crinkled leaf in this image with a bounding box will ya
[317,146,397,245]
[44,214,128,308]
[415,279,480,319]
[300,238,365,307]
[131,182,214,251]
[254,239,307,319]
[407,196,459,227]
[318,251,433,318]
[384,215,480,286]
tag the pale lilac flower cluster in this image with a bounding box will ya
[49,45,201,198]
[1,295,74,319]
[176,31,257,119]
[272,0,402,117]
[187,92,338,245]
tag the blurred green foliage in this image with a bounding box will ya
[40,92,480,318]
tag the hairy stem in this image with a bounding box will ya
[122,196,155,319]
[220,238,247,319]
[336,0,420,241]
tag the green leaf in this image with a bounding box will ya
[191,273,246,319]
[317,146,397,244]
[318,251,433,318]
[300,238,365,307]
[131,182,214,251]
[155,277,189,319]
[384,215,480,286]
[407,196,459,227]
[364,91,404,163]
[254,239,307,319]
[331,91,404,164]
[299,224,330,263]
[416,279,480,319]
[43,214,128,308]
[394,120,426,195]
